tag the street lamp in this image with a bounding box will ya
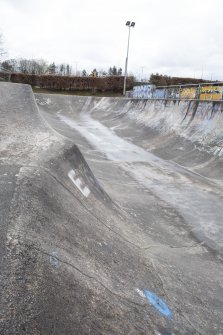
[123,21,135,96]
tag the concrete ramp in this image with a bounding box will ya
[36,94,223,251]
[0,83,223,334]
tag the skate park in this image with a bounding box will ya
[0,81,223,334]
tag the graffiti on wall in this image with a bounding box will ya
[154,88,165,99]
[165,87,180,99]
[131,83,223,100]
[199,86,222,101]
[180,87,197,99]
[133,85,155,98]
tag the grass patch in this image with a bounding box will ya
[32,87,123,97]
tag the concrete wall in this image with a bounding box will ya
[132,84,223,101]
[88,97,223,157]
[132,84,156,98]
[36,93,223,157]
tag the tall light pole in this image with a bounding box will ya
[123,21,135,96]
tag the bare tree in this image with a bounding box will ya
[17,58,48,75]
[48,62,56,74]
[0,34,6,62]
[1,60,14,71]
[1,59,17,72]
[35,59,48,74]
[18,58,29,73]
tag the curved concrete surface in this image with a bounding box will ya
[0,82,223,334]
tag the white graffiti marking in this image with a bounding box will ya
[68,169,90,198]
[136,288,146,298]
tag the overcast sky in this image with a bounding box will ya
[1,0,223,80]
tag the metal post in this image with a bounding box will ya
[197,84,201,101]
[123,21,135,96]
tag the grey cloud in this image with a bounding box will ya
[1,0,223,80]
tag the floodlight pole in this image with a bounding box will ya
[123,21,135,96]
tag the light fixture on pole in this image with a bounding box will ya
[123,21,135,96]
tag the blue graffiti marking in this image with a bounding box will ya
[143,290,172,319]
[50,251,59,268]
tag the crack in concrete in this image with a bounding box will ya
[34,246,148,309]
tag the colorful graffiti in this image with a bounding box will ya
[154,88,165,99]
[165,87,180,99]
[133,85,155,98]
[199,86,222,101]
[180,87,197,99]
[130,83,223,101]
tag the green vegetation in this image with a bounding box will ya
[149,73,213,86]
[32,87,123,97]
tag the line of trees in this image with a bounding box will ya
[0,56,123,78]
[149,73,213,86]
[1,58,73,76]
[0,72,134,93]
[87,66,122,77]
